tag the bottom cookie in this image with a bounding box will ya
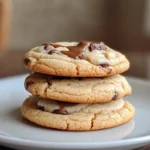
[21,96,135,131]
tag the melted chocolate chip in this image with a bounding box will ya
[52,109,68,115]
[24,58,30,65]
[43,44,48,50]
[48,50,55,54]
[52,101,78,115]
[57,101,77,110]
[42,43,61,55]
[48,41,103,59]
[100,63,110,68]
[39,106,45,111]
[48,50,60,55]
[26,81,34,89]
[43,41,106,59]
[78,54,84,59]
[112,92,119,100]
[61,41,89,59]
[43,44,53,51]
[89,42,106,51]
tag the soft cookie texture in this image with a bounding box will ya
[21,96,135,131]
[37,97,125,115]
[25,73,131,103]
[24,41,130,77]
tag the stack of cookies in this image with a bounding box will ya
[21,41,135,131]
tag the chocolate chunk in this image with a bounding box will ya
[39,106,45,111]
[89,42,106,51]
[24,58,30,65]
[78,54,84,59]
[112,92,119,100]
[42,44,56,54]
[26,81,34,89]
[43,44,48,50]
[48,50,60,55]
[52,109,68,115]
[42,44,60,55]
[100,63,110,68]
[48,50,55,54]
[42,44,53,51]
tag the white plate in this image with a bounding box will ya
[0,74,150,150]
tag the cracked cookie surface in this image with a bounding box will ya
[24,41,130,77]
[21,96,135,131]
[25,73,131,103]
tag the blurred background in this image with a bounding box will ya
[0,0,150,78]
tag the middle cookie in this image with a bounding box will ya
[25,73,131,103]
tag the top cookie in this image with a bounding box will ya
[24,41,130,77]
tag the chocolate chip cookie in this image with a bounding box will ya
[24,41,129,77]
[21,96,135,131]
[25,73,131,103]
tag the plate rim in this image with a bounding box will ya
[0,134,150,149]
